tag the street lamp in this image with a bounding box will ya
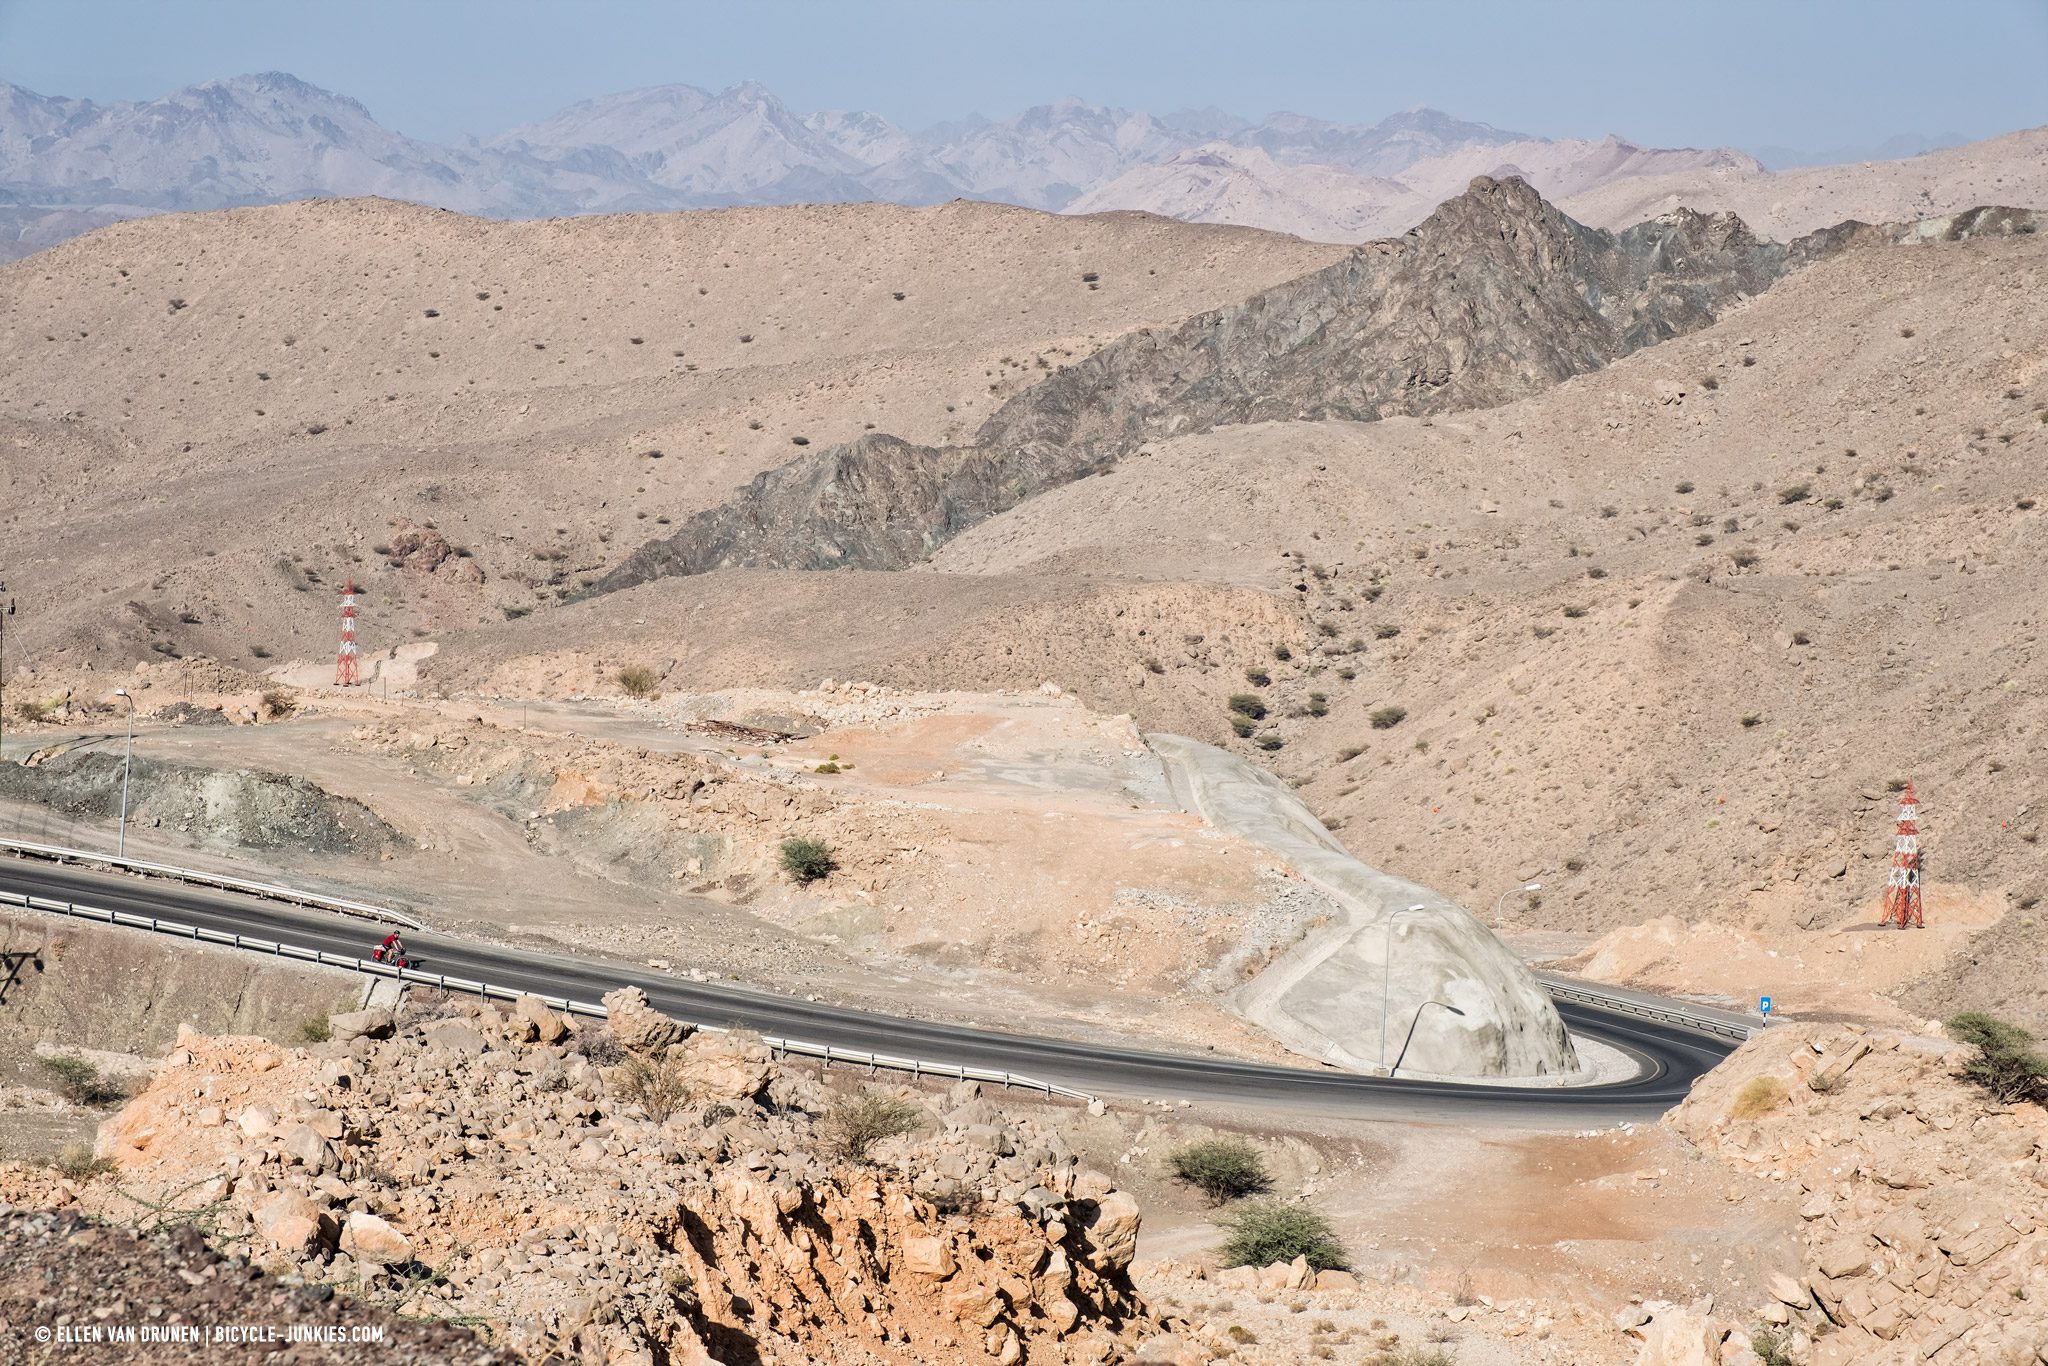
[1391,1000,1468,1077]
[112,688,135,859]
[1493,881,1541,925]
[1379,902,1429,1071]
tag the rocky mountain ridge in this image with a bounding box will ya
[586,175,1800,593]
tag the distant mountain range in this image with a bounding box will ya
[0,71,2028,260]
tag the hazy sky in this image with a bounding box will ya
[2,0,2043,155]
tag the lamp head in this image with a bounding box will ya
[1525,881,1541,891]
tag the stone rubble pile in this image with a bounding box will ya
[1641,1022,2048,1366]
[74,985,1165,1365]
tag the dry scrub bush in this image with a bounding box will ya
[617,1048,691,1122]
[826,1089,922,1163]
[1728,1075,1788,1121]
[38,1055,125,1107]
[615,664,660,699]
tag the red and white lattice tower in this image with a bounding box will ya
[334,577,360,687]
[1879,780,1925,929]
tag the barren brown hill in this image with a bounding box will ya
[426,217,2048,1029]
[0,196,1341,667]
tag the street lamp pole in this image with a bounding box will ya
[112,688,135,859]
[1391,1000,1468,1077]
[1493,880,1541,925]
[1379,902,1428,1071]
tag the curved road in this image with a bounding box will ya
[0,858,1732,1123]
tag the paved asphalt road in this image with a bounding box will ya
[1,858,1732,1123]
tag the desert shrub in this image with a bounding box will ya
[52,1143,115,1180]
[779,837,837,884]
[1273,643,1292,661]
[615,664,660,699]
[1728,1075,1787,1120]
[1168,1137,1273,1204]
[1305,693,1329,718]
[826,1089,922,1162]
[617,1048,690,1122]
[1368,1351,1452,1366]
[1229,714,1256,738]
[1244,667,1271,687]
[248,644,272,659]
[1731,549,1760,568]
[1675,480,1695,494]
[1948,1013,2048,1105]
[39,1055,124,1106]
[1699,375,1719,391]
[1142,656,1165,674]
[13,696,56,723]
[1219,1200,1349,1271]
[1368,706,1407,730]
[1600,504,1619,518]
[1740,713,1762,728]
[1255,734,1283,751]
[1337,667,1356,680]
[296,1014,332,1044]
[1741,354,1756,367]
[261,687,296,718]
[1374,624,1401,640]
[1752,1326,1796,1366]
[814,761,842,774]
[1561,604,1588,618]
[1778,483,1811,504]
[1228,694,1268,720]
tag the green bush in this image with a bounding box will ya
[1218,1200,1349,1271]
[1228,694,1268,720]
[1229,714,1257,738]
[1368,706,1407,730]
[779,837,838,884]
[826,1089,922,1163]
[296,1014,332,1044]
[1948,1013,2048,1105]
[38,1055,124,1107]
[1167,1138,1272,1204]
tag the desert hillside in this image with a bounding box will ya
[5,182,2044,1040]
[0,196,1340,665]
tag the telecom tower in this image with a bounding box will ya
[334,577,360,687]
[1879,780,1925,929]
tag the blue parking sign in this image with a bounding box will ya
[1759,995,1772,1017]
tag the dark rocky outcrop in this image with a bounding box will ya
[590,177,1806,595]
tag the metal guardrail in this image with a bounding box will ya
[1538,973,1758,1044]
[0,837,425,931]
[0,886,1094,1102]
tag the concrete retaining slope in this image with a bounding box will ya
[1149,733,1576,1080]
